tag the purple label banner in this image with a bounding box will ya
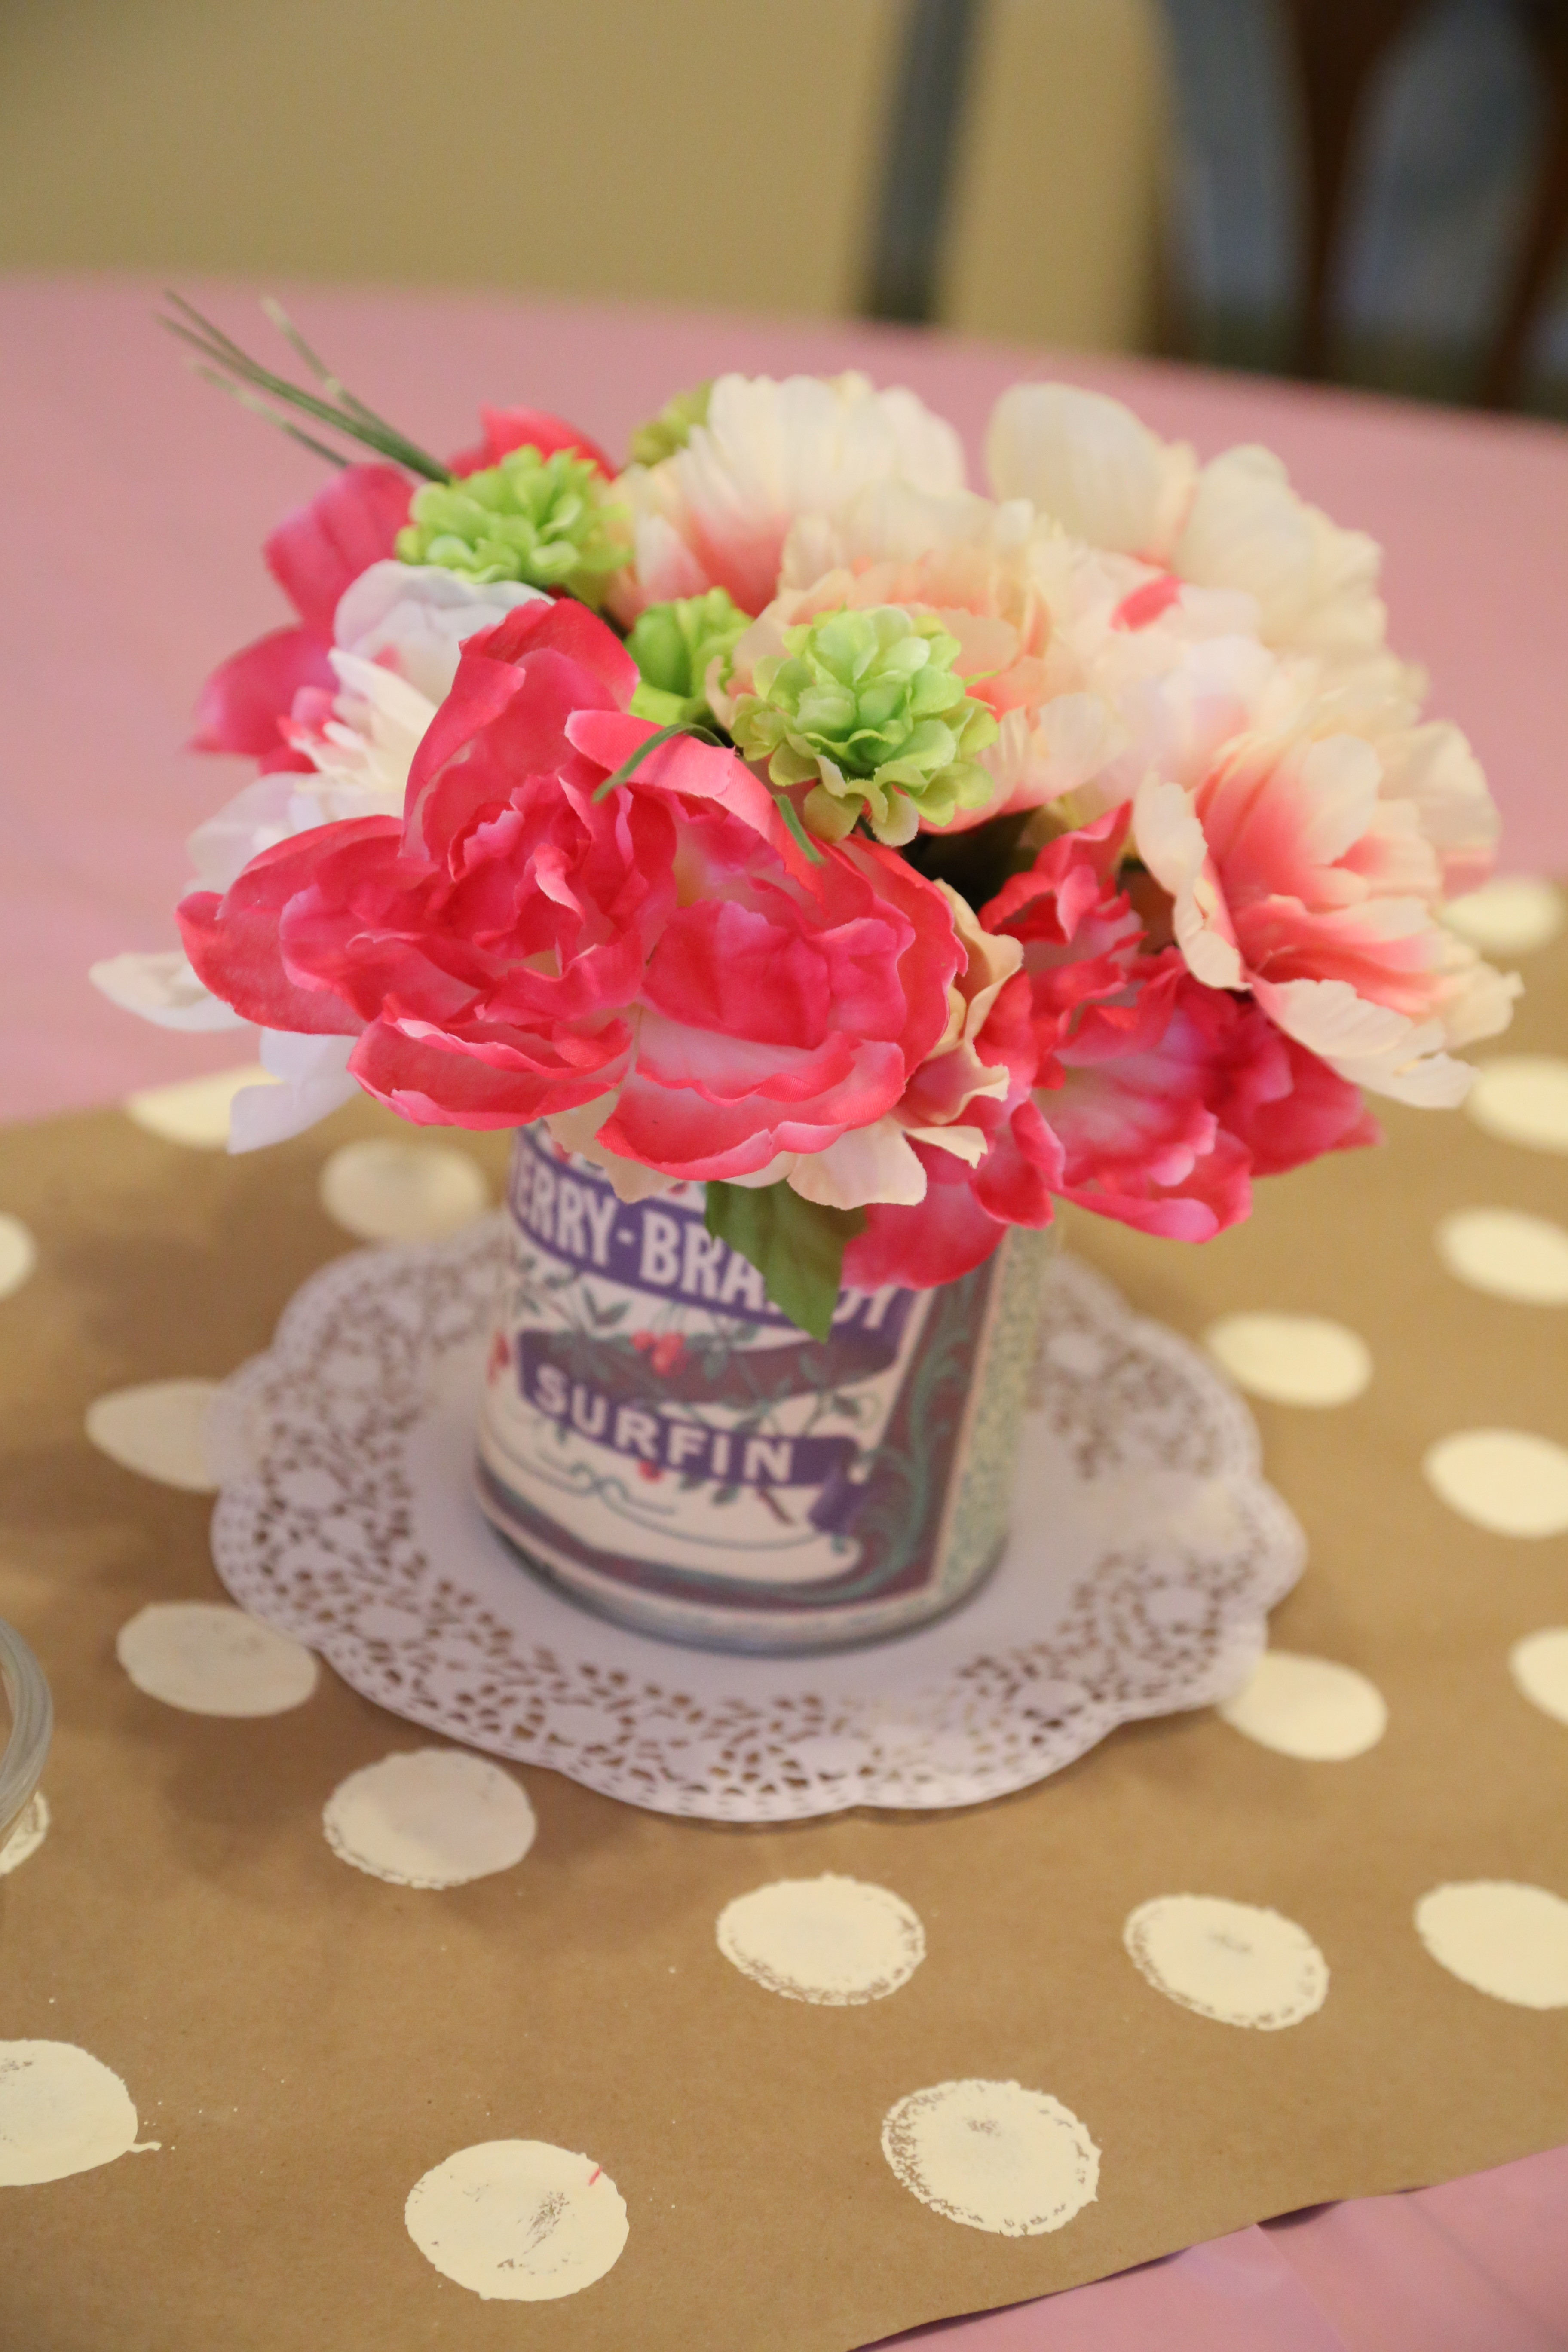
[519,1344,856,1495]
[510,1127,911,1344]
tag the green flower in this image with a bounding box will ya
[627,589,748,727]
[395,447,628,605]
[729,606,999,846]
[628,381,712,469]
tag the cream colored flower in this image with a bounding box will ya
[610,372,966,622]
[987,383,1401,689]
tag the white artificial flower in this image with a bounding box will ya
[87,948,246,1032]
[229,1032,359,1152]
[612,373,967,620]
[988,383,1400,688]
[331,561,546,702]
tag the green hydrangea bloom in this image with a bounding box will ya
[729,606,999,846]
[627,589,748,727]
[628,381,712,469]
[395,447,628,605]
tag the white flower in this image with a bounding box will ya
[1005,540,1286,824]
[987,383,1398,687]
[87,947,247,1032]
[229,1032,359,1152]
[612,373,966,619]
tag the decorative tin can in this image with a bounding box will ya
[475,1125,1049,1654]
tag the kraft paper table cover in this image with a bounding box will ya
[5,275,1568,2348]
[3,958,1568,2344]
[3,992,1568,2333]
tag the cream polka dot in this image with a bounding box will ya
[319,1139,489,1243]
[124,1063,277,1148]
[323,1749,536,1888]
[1436,1208,1568,1305]
[1204,1313,1371,1407]
[0,2042,149,2184]
[881,2080,1099,2236]
[405,2139,628,2300]
[0,1215,36,1301]
[0,1792,49,1876]
[1423,1428,1568,1537]
[86,1379,222,1491]
[116,1602,318,1717]
[1510,1628,1568,1727]
[717,1875,925,2004]
[1218,1652,1387,1761]
[1415,1881,1568,2009]
[1444,876,1564,957]
[1124,1895,1328,2029]
[1466,1057,1568,1154]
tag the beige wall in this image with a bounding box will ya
[0,0,903,318]
[0,0,1165,351]
[941,0,1169,350]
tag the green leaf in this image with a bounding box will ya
[704,1181,865,1341]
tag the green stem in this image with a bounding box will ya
[592,720,721,800]
[161,293,452,482]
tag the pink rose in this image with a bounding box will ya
[191,407,615,772]
[180,600,961,1180]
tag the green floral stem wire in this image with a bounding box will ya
[159,293,453,482]
[592,722,825,864]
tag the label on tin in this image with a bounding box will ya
[475,1127,1003,1626]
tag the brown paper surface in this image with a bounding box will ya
[2,939,1567,2351]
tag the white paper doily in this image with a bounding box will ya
[208,1219,1304,1822]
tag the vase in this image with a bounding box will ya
[474,1124,1049,1654]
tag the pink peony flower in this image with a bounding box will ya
[191,407,613,771]
[847,808,1379,1276]
[588,821,960,1185]
[179,599,961,1180]
[1131,702,1516,1105]
[988,809,1375,1238]
[842,978,1060,1289]
[1045,962,1376,1240]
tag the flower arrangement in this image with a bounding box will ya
[97,303,1518,1340]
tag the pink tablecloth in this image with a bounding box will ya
[6,275,1568,2349]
